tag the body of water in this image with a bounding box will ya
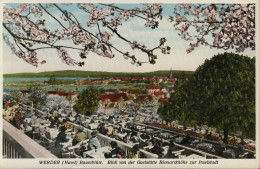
[3,77,133,92]
[3,77,173,92]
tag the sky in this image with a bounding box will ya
[2,3,256,74]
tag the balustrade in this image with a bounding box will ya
[3,120,57,158]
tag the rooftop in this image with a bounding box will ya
[100,93,129,102]
[147,84,160,90]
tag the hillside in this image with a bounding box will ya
[3,70,194,78]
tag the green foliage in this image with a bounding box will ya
[158,83,193,127]
[98,88,105,94]
[158,101,172,123]
[161,53,255,141]
[73,88,100,116]
[3,95,17,110]
[48,77,75,85]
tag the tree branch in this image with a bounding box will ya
[3,23,52,46]
[100,3,147,20]
[39,4,67,30]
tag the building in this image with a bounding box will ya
[130,89,141,94]
[112,78,121,81]
[100,93,129,108]
[154,91,164,96]
[120,88,128,93]
[160,98,169,102]
[138,94,153,102]
[48,91,76,97]
[147,84,160,93]
[105,89,117,94]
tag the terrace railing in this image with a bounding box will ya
[3,120,57,158]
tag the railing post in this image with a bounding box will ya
[4,140,7,157]
[3,138,5,156]
[13,147,16,158]
[8,143,11,158]
[10,146,13,158]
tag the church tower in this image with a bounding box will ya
[169,68,173,79]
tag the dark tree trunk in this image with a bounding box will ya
[223,128,229,144]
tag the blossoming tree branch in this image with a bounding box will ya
[3,3,255,67]
[169,4,255,53]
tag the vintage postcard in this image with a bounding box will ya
[0,0,259,168]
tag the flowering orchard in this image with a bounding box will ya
[3,3,255,67]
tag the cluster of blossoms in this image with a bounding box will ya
[4,35,45,67]
[109,19,122,27]
[31,4,43,17]
[102,31,112,41]
[4,5,50,43]
[175,15,187,22]
[80,4,114,26]
[179,4,191,13]
[218,4,255,52]
[58,24,94,47]
[186,43,199,54]
[192,7,202,16]
[118,11,132,20]
[145,19,159,29]
[7,4,30,14]
[123,52,129,60]
[130,41,140,50]
[3,5,51,66]
[102,4,162,29]
[11,4,43,17]
[92,46,114,59]
[14,51,39,66]
[149,4,162,11]
[57,48,80,66]
[122,52,142,66]
[170,3,255,53]
[203,5,217,22]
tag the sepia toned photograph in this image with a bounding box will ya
[1,0,259,168]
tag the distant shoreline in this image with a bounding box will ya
[3,70,194,78]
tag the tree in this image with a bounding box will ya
[169,53,255,143]
[46,94,73,110]
[3,92,18,110]
[176,71,188,84]
[3,3,255,67]
[28,86,47,108]
[158,86,194,127]
[169,4,255,53]
[157,101,171,125]
[73,88,100,116]
[10,90,22,103]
